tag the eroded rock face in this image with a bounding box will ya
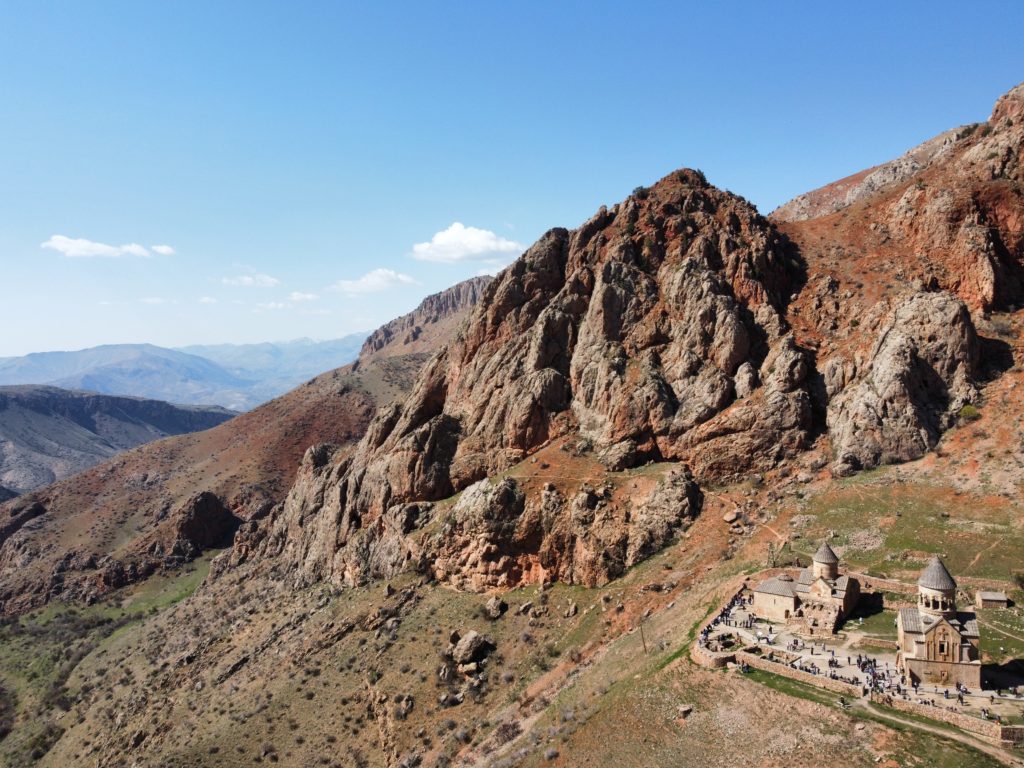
[424,470,700,590]
[255,81,1023,592]
[354,177,797,490]
[826,291,979,475]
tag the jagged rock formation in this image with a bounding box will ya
[358,276,493,362]
[0,384,235,494]
[259,171,816,589]
[259,80,1024,592]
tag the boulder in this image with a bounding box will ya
[484,596,507,619]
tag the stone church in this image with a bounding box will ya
[896,556,982,688]
[752,542,861,635]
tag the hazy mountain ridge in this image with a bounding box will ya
[0,336,369,410]
[0,385,235,494]
[176,334,367,400]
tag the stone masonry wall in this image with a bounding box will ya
[737,649,863,698]
[868,692,1024,745]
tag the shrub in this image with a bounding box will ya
[958,404,981,422]
[632,186,650,200]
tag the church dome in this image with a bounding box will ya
[917,556,957,592]
[812,542,839,565]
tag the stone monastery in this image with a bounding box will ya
[752,543,861,635]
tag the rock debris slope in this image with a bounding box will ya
[0,385,235,494]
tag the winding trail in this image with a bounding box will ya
[853,699,1023,767]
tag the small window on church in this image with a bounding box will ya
[938,641,947,654]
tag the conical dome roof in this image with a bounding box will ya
[812,542,839,565]
[917,556,957,591]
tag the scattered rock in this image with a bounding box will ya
[485,596,507,619]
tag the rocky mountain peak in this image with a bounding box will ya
[357,276,493,364]
[248,172,820,589]
[990,80,1024,124]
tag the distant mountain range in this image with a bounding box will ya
[176,335,366,402]
[0,335,366,410]
[0,385,235,495]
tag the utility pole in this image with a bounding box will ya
[639,619,648,654]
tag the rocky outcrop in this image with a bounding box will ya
[148,491,241,560]
[247,82,1024,594]
[423,469,700,590]
[358,276,493,362]
[348,173,803,497]
[825,292,979,475]
[772,127,972,223]
[259,171,806,589]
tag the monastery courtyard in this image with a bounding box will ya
[703,589,1024,726]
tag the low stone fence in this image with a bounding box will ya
[690,642,734,669]
[854,637,899,651]
[850,571,1014,600]
[869,692,1024,745]
[737,649,863,698]
[848,572,917,596]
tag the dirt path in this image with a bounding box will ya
[980,619,1024,645]
[855,699,1023,767]
[967,537,1003,573]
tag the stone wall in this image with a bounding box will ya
[848,572,917,596]
[904,658,983,689]
[736,649,863,698]
[851,571,1014,599]
[690,642,734,669]
[869,692,1024,745]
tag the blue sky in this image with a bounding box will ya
[1,2,1022,356]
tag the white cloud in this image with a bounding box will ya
[257,301,290,310]
[288,291,319,302]
[151,244,176,256]
[199,296,217,304]
[412,222,523,263]
[222,273,280,287]
[475,264,507,276]
[42,235,152,259]
[329,268,417,296]
[140,297,166,305]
